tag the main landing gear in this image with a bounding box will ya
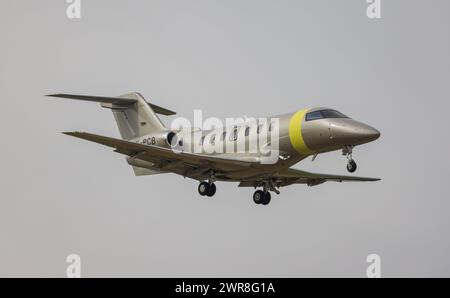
[253,180,278,206]
[198,181,216,197]
[343,145,357,173]
[198,170,217,197]
[253,190,271,206]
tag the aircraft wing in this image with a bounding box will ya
[273,167,380,186]
[239,167,380,187]
[63,131,254,169]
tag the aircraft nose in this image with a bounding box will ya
[358,125,380,142]
[330,120,380,145]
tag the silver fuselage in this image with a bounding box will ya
[132,107,380,181]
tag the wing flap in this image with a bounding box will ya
[274,168,380,183]
[238,168,380,188]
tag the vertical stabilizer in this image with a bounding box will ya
[111,92,165,140]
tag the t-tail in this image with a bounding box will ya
[47,92,176,175]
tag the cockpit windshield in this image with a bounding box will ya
[305,109,348,121]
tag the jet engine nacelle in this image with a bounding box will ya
[136,131,179,148]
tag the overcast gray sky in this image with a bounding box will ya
[1,0,449,277]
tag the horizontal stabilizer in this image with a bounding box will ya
[47,93,176,115]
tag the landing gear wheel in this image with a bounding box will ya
[253,190,264,204]
[261,192,271,205]
[347,160,357,173]
[206,183,216,197]
[198,182,210,196]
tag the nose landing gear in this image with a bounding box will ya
[347,159,357,173]
[343,145,357,173]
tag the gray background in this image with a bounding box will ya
[1,0,449,277]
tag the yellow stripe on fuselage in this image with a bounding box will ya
[289,109,312,156]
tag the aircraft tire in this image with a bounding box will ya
[253,190,264,204]
[261,192,271,205]
[347,160,357,173]
[206,183,216,197]
[198,182,210,196]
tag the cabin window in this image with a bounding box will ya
[257,124,263,134]
[230,127,238,141]
[245,126,250,136]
